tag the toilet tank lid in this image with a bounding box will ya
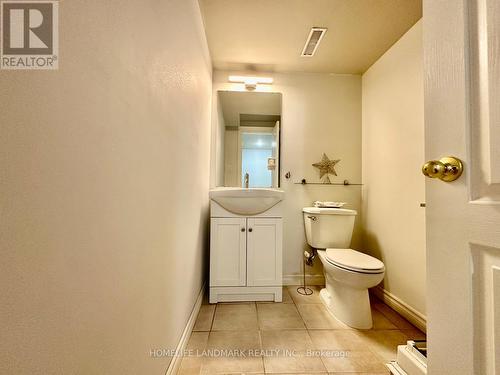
[303,207,357,216]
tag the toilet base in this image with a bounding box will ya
[319,283,373,329]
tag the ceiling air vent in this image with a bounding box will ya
[301,27,327,57]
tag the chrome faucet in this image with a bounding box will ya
[244,173,249,188]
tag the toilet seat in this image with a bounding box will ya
[326,248,385,274]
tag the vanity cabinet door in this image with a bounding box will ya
[210,218,247,287]
[246,218,282,287]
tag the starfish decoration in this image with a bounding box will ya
[312,153,341,183]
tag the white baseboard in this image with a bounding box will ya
[372,285,427,333]
[282,274,325,286]
[165,283,205,375]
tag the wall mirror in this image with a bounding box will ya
[216,91,282,188]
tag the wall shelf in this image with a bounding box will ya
[292,179,363,186]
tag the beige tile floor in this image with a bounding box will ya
[178,286,425,375]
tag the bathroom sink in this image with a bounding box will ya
[209,188,284,215]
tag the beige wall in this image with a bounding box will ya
[361,20,426,315]
[212,71,362,283]
[224,128,240,187]
[0,1,212,374]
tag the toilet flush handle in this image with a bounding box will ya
[307,215,317,221]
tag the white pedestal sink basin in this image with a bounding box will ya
[209,188,285,215]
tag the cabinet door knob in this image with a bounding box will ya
[241,228,245,232]
[248,228,253,232]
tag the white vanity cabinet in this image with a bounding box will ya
[210,218,247,287]
[246,218,282,287]
[209,199,283,303]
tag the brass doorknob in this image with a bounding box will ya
[422,156,463,182]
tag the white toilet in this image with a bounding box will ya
[303,207,385,329]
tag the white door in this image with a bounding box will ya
[424,1,500,373]
[273,120,280,187]
[246,218,282,286]
[210,218,247,287]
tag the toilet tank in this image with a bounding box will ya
[303,207,357,249]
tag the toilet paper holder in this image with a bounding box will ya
[304,249,317,266]
[297,248,317,296]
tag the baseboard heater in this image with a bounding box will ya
[387,340,427,375]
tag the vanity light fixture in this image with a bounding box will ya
[228,75,273,90]
[301,27,327,57]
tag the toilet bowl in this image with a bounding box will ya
[317,248,384,329]
[303,207,385,329]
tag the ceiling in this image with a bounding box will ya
[219,91,281,127]
[199,0,422,74]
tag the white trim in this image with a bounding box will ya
[282,274,325,286]
[240,126,275,133]
[386,361,408,375]
[372,286,427,332]
[165,283,205,375]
